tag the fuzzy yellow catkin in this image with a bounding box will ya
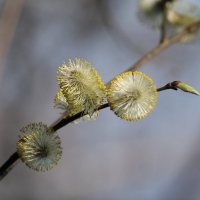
[107,71,158,121]
[17,123,62,172]
[57,58,106,117]
[54,89,99,123]
[54,89,70,112]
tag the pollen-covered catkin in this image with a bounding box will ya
[107,71,158,121]
[17,123,62,172]
[57,58,106,117]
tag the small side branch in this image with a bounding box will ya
[126,22,200,72]
[157,81,178,92]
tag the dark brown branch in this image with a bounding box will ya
[0,152,19,181]
[51,103,109,131]
[157,81,178,92]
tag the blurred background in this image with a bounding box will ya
[0,0,200,199]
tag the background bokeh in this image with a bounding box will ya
[1,0,200,199]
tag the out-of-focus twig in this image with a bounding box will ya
[159,5,168,44]
[126,22,200,72]
[0,0,24,81]
[105,22,200,87]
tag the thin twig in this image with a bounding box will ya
[126,22,200,72]
[51,103,109,131]
[157,82,178,92]
[0,152,19,181]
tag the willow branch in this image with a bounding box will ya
[51,82,182,132]
[46,81,184,132]
[0,80,183,181]
[1,22,200,181]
